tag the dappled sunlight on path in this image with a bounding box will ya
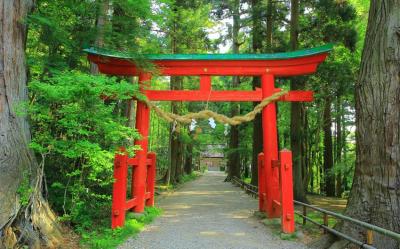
[119,171,308,249]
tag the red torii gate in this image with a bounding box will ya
[85,44,332,233]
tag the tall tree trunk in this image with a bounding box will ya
[338,1,400,247]
[168,77,183,184]
[335,96,343,197]
[250,0,263,185]
[226,0,241,180]
[323,96,335,196]
[290,0,307,202]
[0,1,62,248]
[90,0,109,74]
[166,4,185,184]
[184,103,195,175]
[265,0,273,52]
[184,142,193,175]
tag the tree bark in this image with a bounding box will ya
[168,77,183,184]
[335,96,343,197]
[184,142,193,175]
[323,96,335,196]
[226,0,241,180]
[90,0,109,75]
[250,0,263,185]
[290,0,307,202]
[265,0,273,52]
[338,1,400,248]
[0,1,62,248]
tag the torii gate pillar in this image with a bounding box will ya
[132,73,152,213]
[261,74,281,218]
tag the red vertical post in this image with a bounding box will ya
[261,74,280,218]
[111,150,128,228]
[258,153,265,212]
[146,152,156,207]
[279,149,295,233]
[132,73,152,213]
[199,76,211,92]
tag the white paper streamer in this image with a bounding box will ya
[208,117,216,129]
[189,119,197,131]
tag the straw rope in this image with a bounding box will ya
[142,90,288,126]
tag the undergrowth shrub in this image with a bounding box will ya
[28,71,142,232]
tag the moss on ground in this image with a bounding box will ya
[80,207,161,249]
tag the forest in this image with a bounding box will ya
[0,0,399,248]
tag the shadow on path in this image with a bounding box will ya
[119,171,308,249]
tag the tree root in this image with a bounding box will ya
[1,196,63,249]
[1,162,63,249]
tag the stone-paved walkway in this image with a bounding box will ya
[119,171,308,249]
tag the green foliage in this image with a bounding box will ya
[17,171,33,207]
[22,0,370,243]
[179,171,201,183]
[80,207,161,249]
[28,71,141,231]
[294,210,338,235]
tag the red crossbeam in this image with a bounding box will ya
[88,53,328,77]
[146,89,312,102]
[125,198,137,210]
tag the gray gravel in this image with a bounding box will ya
[119,171,308,249]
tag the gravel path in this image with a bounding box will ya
[119,171,308,249]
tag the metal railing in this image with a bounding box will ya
[231,177,400,249]
[232,176,258,198]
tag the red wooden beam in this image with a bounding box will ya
[146,90,261,102]
[145,89,313,102]
[125,197,138,210]
[88,53,328,77]
[200,76,211,92]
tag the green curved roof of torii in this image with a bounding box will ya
[83,43,333,61]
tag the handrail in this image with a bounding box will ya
[232,176,258,197]
[230,177,400,248]
[294,200,400,241]
[295,211,375,249]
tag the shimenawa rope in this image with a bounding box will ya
[142,90,288,126]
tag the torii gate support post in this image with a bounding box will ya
[132,73,152,213]
[145,152,156,206]
[261,74,281,218]
[111,150,128,228]
[279,150,295,233]
[258,153,265,212]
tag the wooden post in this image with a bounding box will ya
[133,73,152,213]
[258,153,265,212]
[279,150,295,233]
[111,150,128,228]
[261,74,280,218]
[323,213,329,234]
[145,152,156,207]
[366,230,373,245]
[302,206,307,225]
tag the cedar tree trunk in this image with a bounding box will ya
[250,0,263,185]
[338,1,400,248]
[226,0,241,180]
[290,0,307,202]
[0,1,62,248]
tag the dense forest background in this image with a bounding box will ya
[19,0,369,245]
